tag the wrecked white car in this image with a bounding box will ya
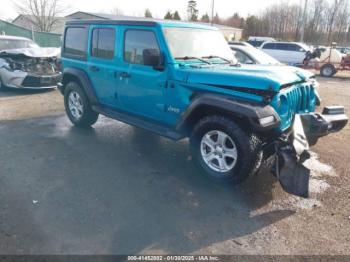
[0,36,61,91]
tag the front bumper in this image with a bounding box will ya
[1,68,62,89]
[273,106,348,198]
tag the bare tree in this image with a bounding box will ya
[15,0,66,32]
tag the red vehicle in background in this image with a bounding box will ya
[303,43,350,77]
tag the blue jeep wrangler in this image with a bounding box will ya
[59,19,348,198]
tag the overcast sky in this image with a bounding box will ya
[0,0,299,21]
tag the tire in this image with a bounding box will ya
[0,77,7,91]
[190,115,262,185]
[320,64,336,77]
[64,81,99,127]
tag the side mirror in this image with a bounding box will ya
[143,49,165,71]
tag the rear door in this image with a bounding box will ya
[274,43,291,64]
[287,43,307,65]
[261,43,280,60]
[87,26,119,108]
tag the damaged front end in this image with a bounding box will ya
[0,48,61,89]
[272,106,348,198]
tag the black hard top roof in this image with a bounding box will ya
[65,18,158,27]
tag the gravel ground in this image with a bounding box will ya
[0,73,349,255]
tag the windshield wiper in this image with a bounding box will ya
[175,56,211,65]
[201,55,233,64]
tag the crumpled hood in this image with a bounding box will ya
[0,47,60,58]
[177,64,314,91]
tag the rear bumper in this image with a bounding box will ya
[272,106,348,198]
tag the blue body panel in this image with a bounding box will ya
[61,20,317,133]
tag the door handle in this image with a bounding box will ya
[89,66,100,72]
[118,71,131,78]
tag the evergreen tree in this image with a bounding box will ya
[173,11,181,20]
[200,13,210,23]
[187,0,198,21]
[164,11,173,20]
[144,8,153,18]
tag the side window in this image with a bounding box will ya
[91,28,115,60]
[64,27,87,58]
[275,43,289,51]
[287,44,299,52]
[124,30,160,65]
[233,50,254,64]
[262,43,275,49]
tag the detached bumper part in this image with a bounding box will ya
[300,106,348,146]
[274,107,347,198]
[275,144,310,198]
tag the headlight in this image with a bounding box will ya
[259,116,275,126]
[277,94,289,115]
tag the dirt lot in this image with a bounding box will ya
[0,73,349,255]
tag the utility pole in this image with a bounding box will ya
[211,0,215,25]
[300,0,308,42]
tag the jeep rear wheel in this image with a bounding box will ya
[190,115,262,184]
[64,81,99,127]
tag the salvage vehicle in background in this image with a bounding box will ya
[336,46,350,55]
[247,36,276,47]
[303,45,350,77]
[260,41,311,65]
[228,41,254,48]
[230,45,281,65]
[59,19,348,198]
[0,36,61,91]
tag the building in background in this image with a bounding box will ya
[12,14,65,34]
[12,11,243,41]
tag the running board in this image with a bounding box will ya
[92,105,184,141]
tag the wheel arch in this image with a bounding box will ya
[176,94,280,135]
[61,68,99,104]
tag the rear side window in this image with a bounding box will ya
[124,30,160,65]
[64,27,87,58]
[262,43,275,49]
[91,28,115,60]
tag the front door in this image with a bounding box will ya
[87,26,119,108]
[116,27,167,121]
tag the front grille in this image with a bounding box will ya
[278,83,316,130]
[285,84,313,113]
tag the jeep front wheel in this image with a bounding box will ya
[190,115,262,184]
[64,81,99,127]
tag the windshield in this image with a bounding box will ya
[245,47,281,65]
[0,39,39,51]
[163,27,235,63]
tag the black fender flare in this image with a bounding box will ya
[61,67,99,104]
[176,94,281,133]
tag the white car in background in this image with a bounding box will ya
[230,45,281,65]
[0,35,61,91]
[260,41,311,65]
